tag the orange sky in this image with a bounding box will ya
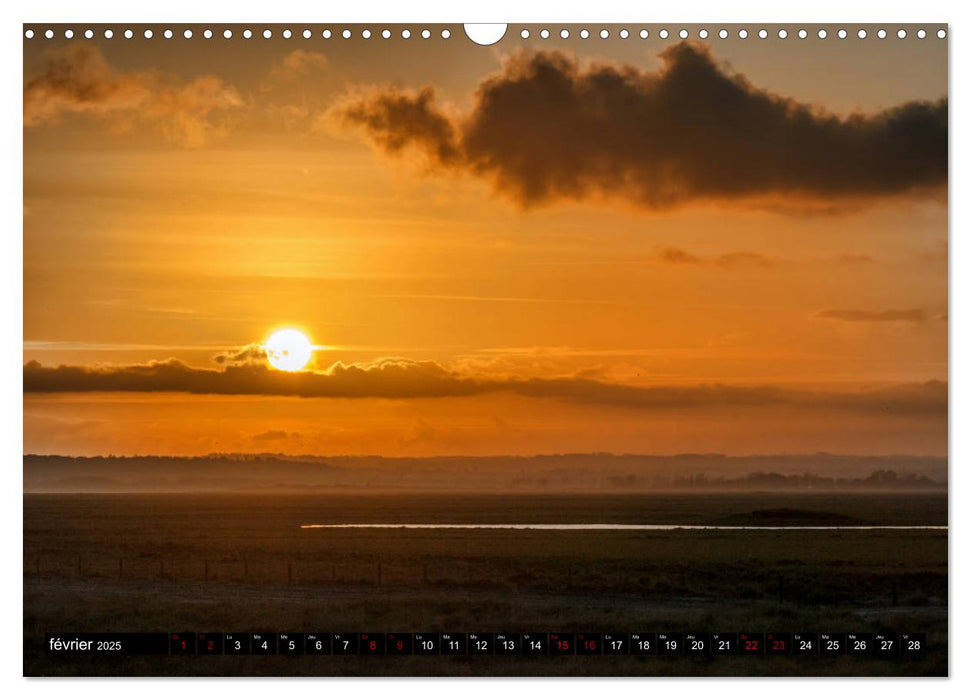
[23,27,948,456]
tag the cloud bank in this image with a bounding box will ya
[336,43,947,212]
[23,358,945,416]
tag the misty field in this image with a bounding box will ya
[23,493,947,676]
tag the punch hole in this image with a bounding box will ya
[464,24,507,46]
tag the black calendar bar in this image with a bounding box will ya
[44,632,928,656]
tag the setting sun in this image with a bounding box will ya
[264,329,313,372]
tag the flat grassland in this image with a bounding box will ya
[23,493,947,676]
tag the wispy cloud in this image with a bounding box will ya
[652,247,775,268]
[814,308,927,323]
[24,45,243,146]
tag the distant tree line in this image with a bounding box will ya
[648,469,942,490]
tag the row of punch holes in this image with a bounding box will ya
[24,26,948,41]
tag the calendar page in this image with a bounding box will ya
[23,22,947,677]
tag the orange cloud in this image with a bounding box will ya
[336,43,946,212]
[24,45,243,147]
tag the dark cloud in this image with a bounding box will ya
[336,43,946,212]
[212,343,265,367]
[815,308,927,323]
[654,247,703,265]
[251,429,301,442]
[339,86,460,165]
[24,45,243,146]
[23,358,944,416]
[653,247,774,267]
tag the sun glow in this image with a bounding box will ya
[264,329,314,372]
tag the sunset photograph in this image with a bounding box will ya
[22,22,948,677]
